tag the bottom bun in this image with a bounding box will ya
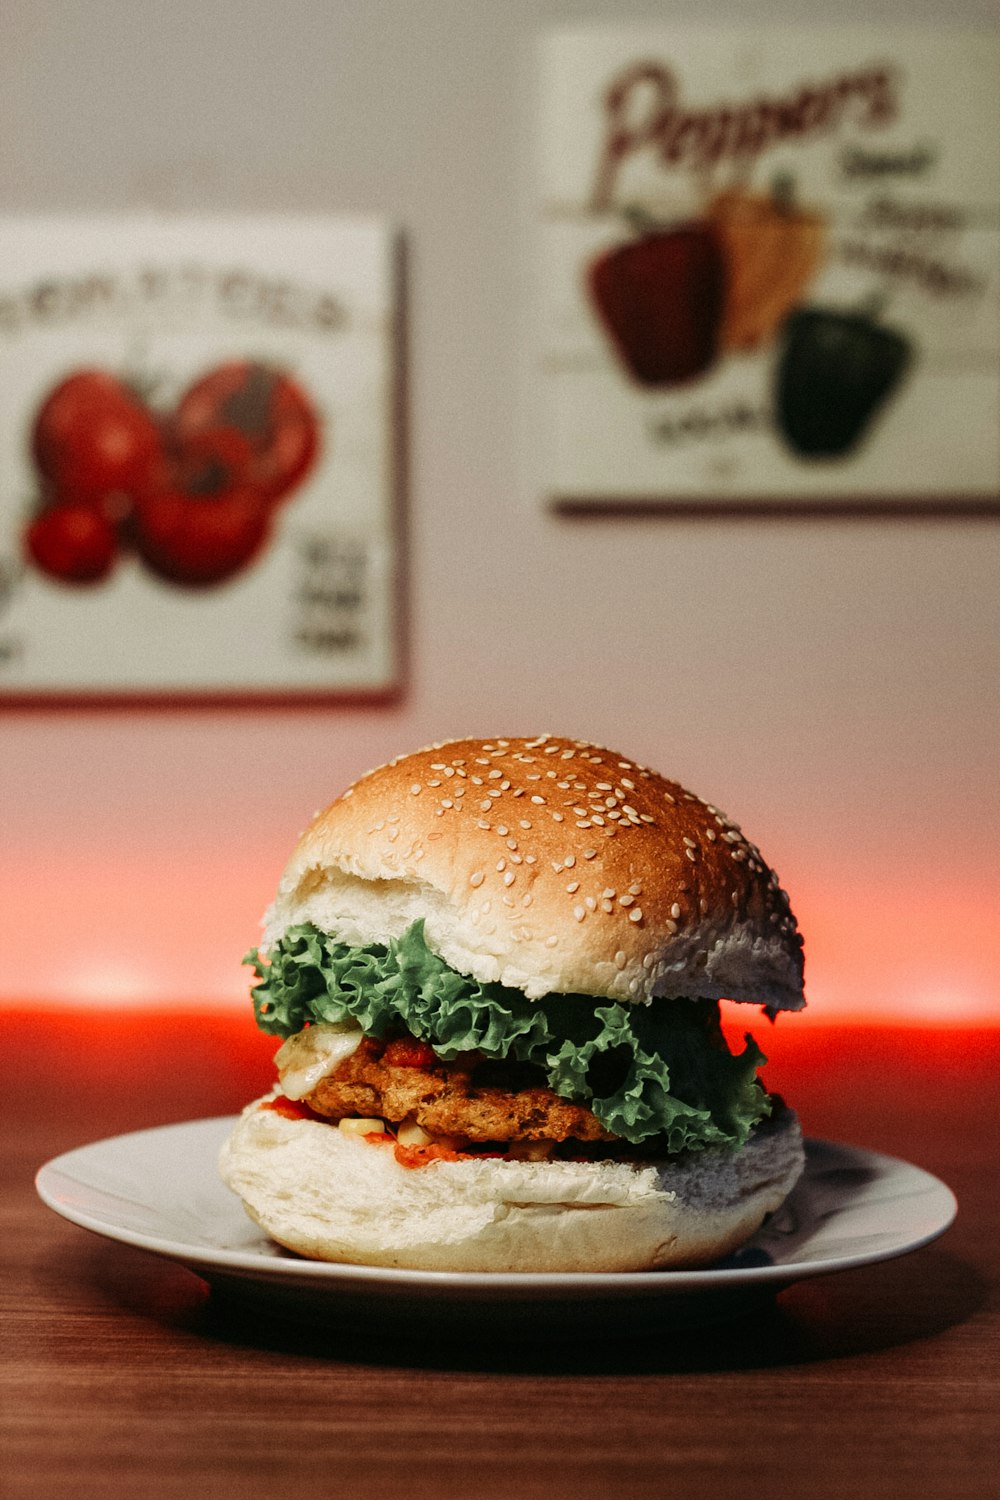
[219,1098,805,1273]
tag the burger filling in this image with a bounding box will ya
[248,919,774,1161]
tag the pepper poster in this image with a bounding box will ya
[540,28,1000,509]
[0,215,400,700]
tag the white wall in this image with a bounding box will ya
[2,0,998,1020]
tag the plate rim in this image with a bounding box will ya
[34,1116,958,1298]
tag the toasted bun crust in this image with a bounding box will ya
[263,734,804,1010]
[220,1100,805,1273]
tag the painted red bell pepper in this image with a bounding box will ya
[587,219,726,386]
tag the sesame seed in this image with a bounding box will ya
[576,820,592,829]
[564,855,576,868]
[427,779,441,788]
[671,902,681,919]
[441,798,453,809]
[496,859,506,872]
[531,795,545,805]
[619,894,634,907]
[602,888,615,899]
[601,899,614,913]
[470,871,485,888]
[503,870,516,887]
[476,819,491,830]
[519,820,532,830]
[410,783,422,795]
[480,800,492,811]
[583,848,597,859]
[629,908,643,923]
[552,812,565,822]
[573,905,586,922]
[566,881,580,893]
[497,824,509,836]
[685,847,697,862]
[628,883,642,895]
[614,950,628,969]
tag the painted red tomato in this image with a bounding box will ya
[32,370,163,509]
[24,499,119,585]
[132,429,273,587]
[173,361,320,505]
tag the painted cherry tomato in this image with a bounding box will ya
[132,430,273,587]
[24,499,119,585]
[173,361,321,504]
[32,370,163,509]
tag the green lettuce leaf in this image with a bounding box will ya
[246,920,769,1150]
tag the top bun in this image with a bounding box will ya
[263,734,805,1012]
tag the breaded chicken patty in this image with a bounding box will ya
[302,1035,614,1143]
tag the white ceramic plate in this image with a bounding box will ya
[35,1118,956,1320]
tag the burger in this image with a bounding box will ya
[220,734,806,1272]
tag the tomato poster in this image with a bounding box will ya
[0,215,400,700]
[539,28,1000,509]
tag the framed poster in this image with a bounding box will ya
[540,28,1000,512]
[0,215,401,702]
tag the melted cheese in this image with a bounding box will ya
[274,1021,364,1100]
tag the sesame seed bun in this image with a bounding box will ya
[263,734,804,1011]
[219,1095,805,1273]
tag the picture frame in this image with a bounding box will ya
[0,214,403,703]
[539,27,1000,514]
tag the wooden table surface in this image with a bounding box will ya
[3,1007,998,1500]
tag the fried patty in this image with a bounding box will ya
[300,1036,614,1143]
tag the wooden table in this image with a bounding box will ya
[3,1008,998,1500]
